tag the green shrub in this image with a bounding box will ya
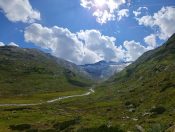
[53,117,80,130]
[9,123,31,131]
[150,106,166,115]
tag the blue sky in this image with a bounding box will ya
[0,0,175,64]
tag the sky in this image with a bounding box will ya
[0,0,175,65]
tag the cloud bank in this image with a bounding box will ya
[24,23,126,64]
[24,23,152,64]
[0,0,40,23]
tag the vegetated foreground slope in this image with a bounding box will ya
[0,46,92,97]
[96,33,175,130]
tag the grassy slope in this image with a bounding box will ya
[93,33,175,131]
[0,46,92,98]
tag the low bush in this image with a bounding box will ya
[9,123,31,131]
[53,117,80,130]
[150,106,166,115]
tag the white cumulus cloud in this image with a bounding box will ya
[93,9,115,24]
[80,0,129,24]
[137,6,175,40]
[133,7,148,17]
[0,0,40,23]
[117,9,129,20]
[77,30,125,62]
[24,23,125,65]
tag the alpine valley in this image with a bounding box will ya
[0,34,175,132]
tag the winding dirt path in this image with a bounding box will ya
[0,88,95,107]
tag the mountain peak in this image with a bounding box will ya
[81,60,131,80]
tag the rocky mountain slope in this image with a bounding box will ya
[80,60,131,80]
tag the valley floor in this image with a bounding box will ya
[0,85,175,132]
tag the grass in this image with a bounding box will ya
[0,84,174,131]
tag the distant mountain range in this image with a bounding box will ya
[80,60,132,80]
